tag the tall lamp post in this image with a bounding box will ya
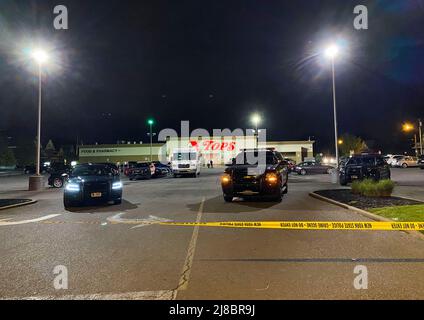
[147,119,155,162]
[29,49,48,191]
[325,44,340,169]
[402,121,423,156]
[419,119,423,155]
[250,114,261,148]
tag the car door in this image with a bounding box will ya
[275,152,288,185]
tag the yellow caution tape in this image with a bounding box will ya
[160,221,424,231]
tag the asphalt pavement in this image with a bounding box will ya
[1,168,424,299]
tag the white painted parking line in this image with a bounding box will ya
[0,214,61,226]
[2,290,176,300]
[174,197,205,295]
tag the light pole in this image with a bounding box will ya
[147,119,155,162]
[250,114,261,148]
[29,49,48,191]
[325,44,340,169]
[419,119,423,155]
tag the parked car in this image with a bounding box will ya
[48,162,69,174]
[339,154,391,186]
[221,148,289,202]
[284,158,296,173]
[128,162,152,180]
[123,161,138,176]
[23,164,48,174]
[392,156,418,168]
[418,155,424,169]
[294,161,334,175]
[384,154,404,166]
[152,161,171,177]
[97,163,120,175]
[63,163,122,208]
[48,164,72,188]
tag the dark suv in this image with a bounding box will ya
[339,154,391,186]
[419,155,424,170]
[221,149,289,202]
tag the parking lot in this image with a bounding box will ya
[1,167,424,299]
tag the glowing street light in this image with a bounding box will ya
[338,139,344,145]
[324,44,339,59]
[402,122,414,132]
[31,49,49,65]
[28,48,50,190]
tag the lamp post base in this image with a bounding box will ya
[29,175,44,191]
[331,169,339,184]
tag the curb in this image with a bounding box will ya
[392,194,424,204]
[0,200,37,211]
[309,192,424,241]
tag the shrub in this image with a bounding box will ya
[350,179,394,197]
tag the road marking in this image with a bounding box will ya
[107,213,172,228]
[0,214,61,226]
[174,197,205,296]
[160,220,424,231]
[2,290,176,300]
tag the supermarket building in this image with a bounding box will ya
[78,136,314,165]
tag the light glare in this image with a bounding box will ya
[31,49,49,64]
[324,45,339,59]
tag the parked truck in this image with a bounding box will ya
[171,147,201,178]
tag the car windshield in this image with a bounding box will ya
[234,151,276,165]
[174,152,197,160]
[72,165,110,176]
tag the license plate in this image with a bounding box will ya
[91,192,102,198]
[351,175,358,179]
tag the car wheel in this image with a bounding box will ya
[300,169,307,176]
[53,178,64,188]
[402,163,408,168]
[340,177,347,186]
[224,195,233,202]
[114,199,122,205]
[421,167,424,170]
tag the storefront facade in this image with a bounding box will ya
[78,137,314,165]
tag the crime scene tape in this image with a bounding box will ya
[160,221,424,231]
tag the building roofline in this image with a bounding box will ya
[79,144,165,148]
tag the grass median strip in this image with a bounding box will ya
[369,204,424,222]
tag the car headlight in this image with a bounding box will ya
[221,173,232,184]
[296,166,301,170]
[112,181,123,190]
[65,183,80,192]
[265,172,278,183]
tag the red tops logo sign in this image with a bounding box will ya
[190,140,236,152]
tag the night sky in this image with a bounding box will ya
[0,0,423,155]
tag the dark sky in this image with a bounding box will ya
[0,0,423,154]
